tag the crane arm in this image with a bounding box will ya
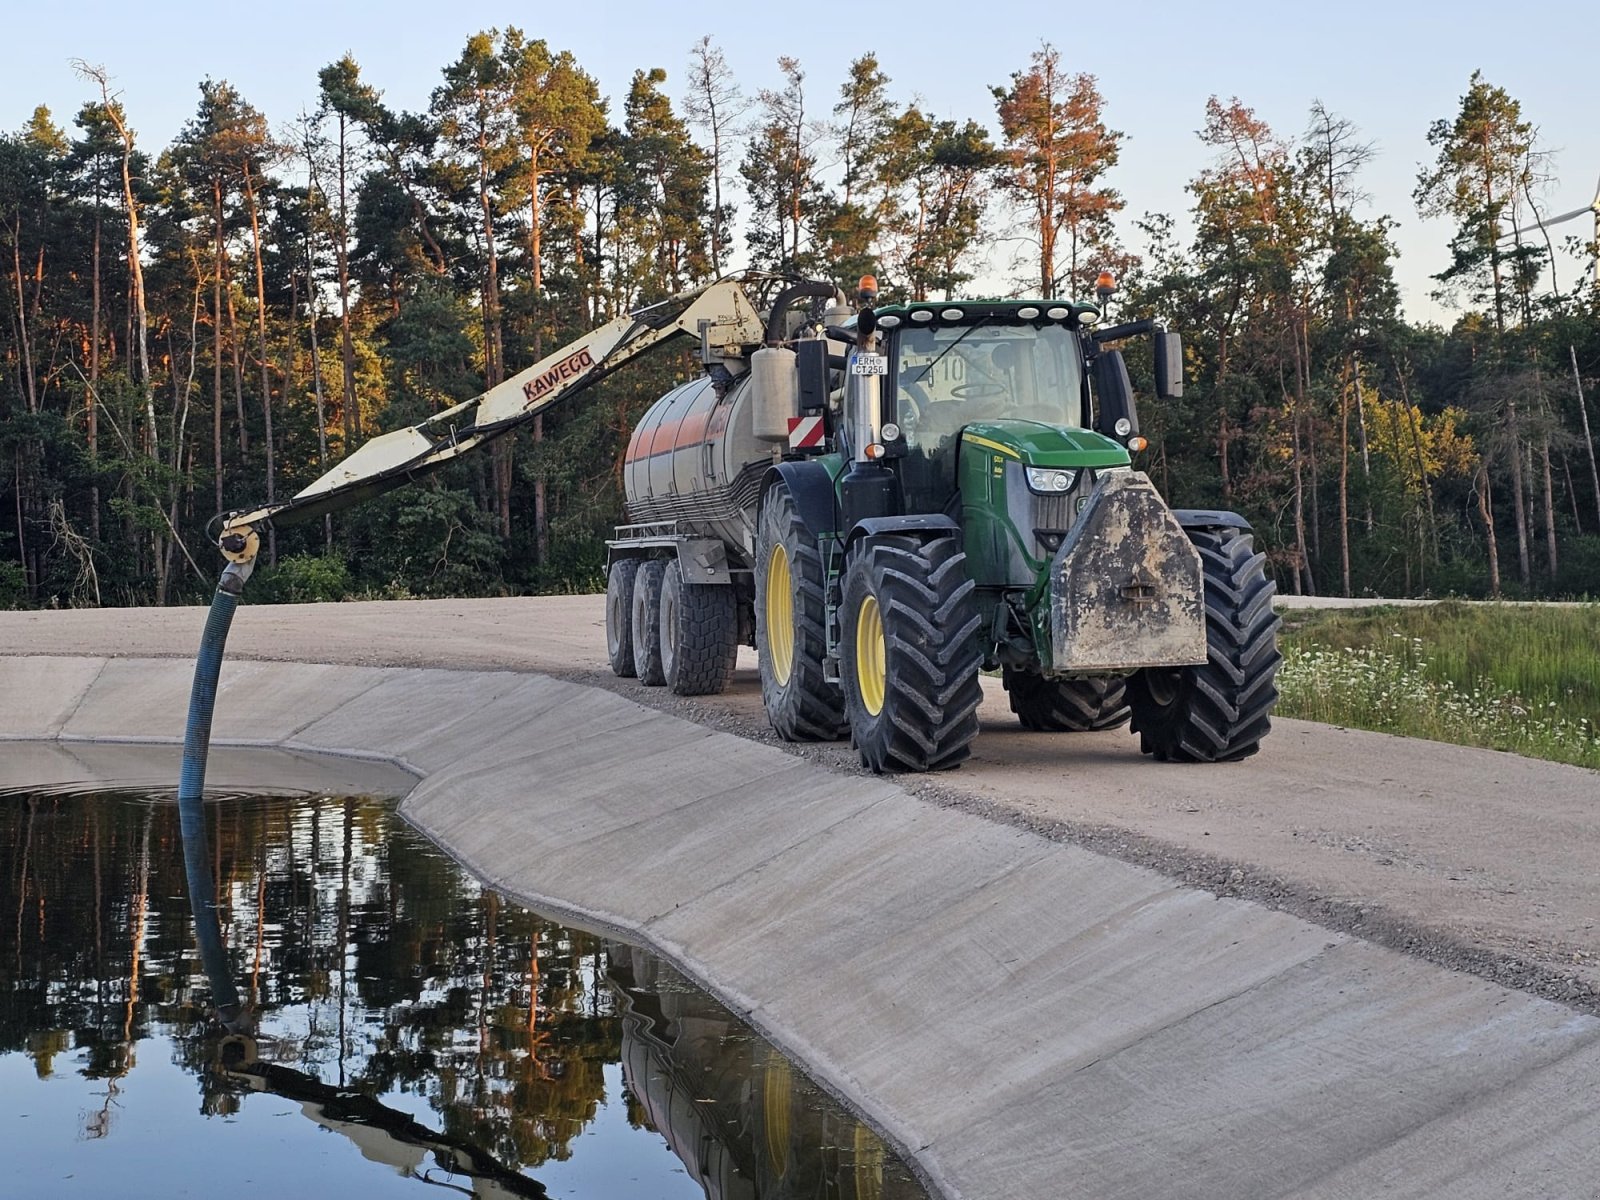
[216,275,770,564]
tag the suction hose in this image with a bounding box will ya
[177,558,254,1027]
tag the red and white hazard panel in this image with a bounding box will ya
[787,415,825,450]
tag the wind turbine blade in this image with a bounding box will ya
[1498,208,1587,240]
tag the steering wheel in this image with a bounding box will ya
[951,382,1006,400]
[898,379,932,428]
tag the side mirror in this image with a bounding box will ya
[796,339,829,412]
[1154,331,1183,400]
[1093,349,1139,441]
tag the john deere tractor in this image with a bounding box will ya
[606,274,1281,773]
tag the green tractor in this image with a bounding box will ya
[747,283,1280,772]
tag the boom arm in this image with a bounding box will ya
[216,275,770,563]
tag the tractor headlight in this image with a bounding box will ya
[1025,466,1079,494]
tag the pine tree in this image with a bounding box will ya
[992,43,1123,298]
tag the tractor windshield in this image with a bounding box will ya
[893,321,1085,503]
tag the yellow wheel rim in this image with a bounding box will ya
[764,1051,792,1178]
[766,543,794,686]
[856,594,886,717]
[853,1124,885,1200]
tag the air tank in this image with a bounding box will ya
[623,371,770,556]
[750,346,799,441]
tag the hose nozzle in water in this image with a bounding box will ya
[177,556,256,1027]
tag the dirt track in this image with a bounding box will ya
[3,593,1596,1009]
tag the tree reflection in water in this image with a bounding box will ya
[0,787,925,1199]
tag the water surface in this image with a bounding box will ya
[0,786,926,1199]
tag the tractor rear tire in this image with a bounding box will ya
[1003,669,1130,732]
[754,483,846,740]
[631,559,667,686]
[660,559,738,696]
[606,558,640,678]
[841,534,984,773]
[1127,527,1280,762]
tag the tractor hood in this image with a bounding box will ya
[959,420,1130,469]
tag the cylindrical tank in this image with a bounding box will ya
[623,371,770,557]
[750,346,799,442]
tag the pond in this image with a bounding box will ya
[0,785,928,1199]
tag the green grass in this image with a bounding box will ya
[1276,601,1600,770]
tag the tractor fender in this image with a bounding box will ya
[1172,508,1253,533]
[844,514,961,554]
[760,461,838,541]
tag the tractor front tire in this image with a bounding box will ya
[1003,669,1130,732]
[754,484,845,740]
[660,559,738,696]
[841,535,983,772]
[606,558,640,678]
[1127,527,1280,762]
[631,559,667,686]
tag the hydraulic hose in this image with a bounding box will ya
[177,559,254,1027]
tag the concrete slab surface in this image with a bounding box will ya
[3,595,1599,1199]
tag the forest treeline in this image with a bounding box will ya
[2,37,1598,607]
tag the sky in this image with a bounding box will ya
[5,0,1596,323]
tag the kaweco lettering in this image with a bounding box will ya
[523,347,595,403]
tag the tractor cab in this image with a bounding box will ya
[888,312,1089,508]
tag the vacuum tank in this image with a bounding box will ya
[622,372,772,557]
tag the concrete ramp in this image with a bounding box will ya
[3,654,1597,1199]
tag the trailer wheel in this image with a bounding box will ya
[660,559,738,696]
[1003,669,1130,732]
[755,483,845,740]
[841,535,983,772]
[631,559,667,686]
[1127,527,1280,762]
[606,558,641,678]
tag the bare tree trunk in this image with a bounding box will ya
[1571,345,1600,528]
[1540,435,1557,580]
[304,242,332,551]
[89,204,101,540]
[529,151,550,567]
[1282,319,1312,594]
[12,451,30,600]
[1216,332,1232,502]
[1352,356,1373,532]
[476,135,509,541]
[1505,400,1530,586]
[1338,362,1351,597]
[1561,450,1582,533]
[226,286,248,456]
[1477,465,1501,598]
[1292,407,1312,595]
[336,113,359,447]
[243,163,276,567]
[213,182,226,516]
[10,239,37,414]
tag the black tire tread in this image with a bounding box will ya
[631,559,667,687]
[662,559,738,696]
[1127,528,1280,762]
[606,558,640,678]
[843,535,984,772]
[755,485,846,740]
[1004,670,1130,732]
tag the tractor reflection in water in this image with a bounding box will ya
[608,942,925,1200]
